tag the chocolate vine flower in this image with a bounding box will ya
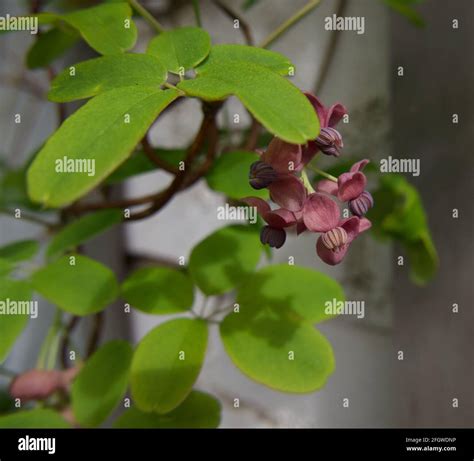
[317,159,374,217]
[302,193,371,265]
[302,93,347,163]
[243,197,297,248]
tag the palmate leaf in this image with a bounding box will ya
[114,391,221,428]
[237,264,345,323]
[147,27,211,74]
[27,87,180,207]
[189,225,263,296]
[46,209,123,260]
[0,279,32,363]
[71,340,133,427]
[48,54,167,102]
[31,255,118,316]
[122,267,194,315]
[130,318,208,414]
[178,53,318,144]
[220,304,335,393]
[37,3,137,55]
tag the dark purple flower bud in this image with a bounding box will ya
[260,225,286,249]
[321,226,348,252]
[314,127,343,157]
[349,191,374,217]
[249,161,278,190]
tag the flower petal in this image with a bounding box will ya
[262,137,302,173]
[242,196,271,216]
[269,175,306,212]
[349,159,370,173]
[358,217,372,233]
[340,216,361,242]
[304,92,328,127]
[300,141,319,168]
[337,171,367,202]
[326,103,347,127]
[316,179,339,196]
[271,208,297,227]
[302,193,340,232]
[316,237,348,265]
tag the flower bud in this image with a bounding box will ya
[321,226,348,252]
[314,127,343,157]
[260,226,286,249]
[249,161,278,190]
[349,191,374,217]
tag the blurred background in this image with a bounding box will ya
[0,0,473,427]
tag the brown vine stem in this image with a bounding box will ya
[141,135,179,174]
[86,311,104,358]
[60,316,79,368]
[259,0,322,49]
[212,0,254,45]
[314,0,348,94]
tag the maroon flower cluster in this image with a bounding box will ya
[245,93,374,265]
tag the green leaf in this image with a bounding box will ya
[368,174,438,284]
[0,240,39,263]
[237,264,345,323]
[31,255,118,316]
[382,0,425,27]
[405,231,438,285]
[206,151,268,199]
[114,390,220,428]
[122,267,194,315]
[0,280,32,363]
[0,167,39,210]
[0,409,70,428]
[62,3,137,55]
[189,225,262,295]
[48,54,167,102]
[71,340,133,427]
[26,27,79,69]
[198,44,293,76]
[131,318,208,413]
[46,209,123,260]
[147,27,211,74]
[0,259,13,277]
[27,87,180,207]
[178,61,318,144]
[105,148,186,184]
[220,305,335,393]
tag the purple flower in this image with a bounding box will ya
[302,93,347,163]
[317,159,374,217]
[302,193,371,265]
[243,197,297,248]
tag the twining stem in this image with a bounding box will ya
[128,0,165,33]
[306,165,338,182]
[212,0,254,45]
[301,169,315,193]
[36,309,62,370]
[192,0,202,27]
[259,0,322,49]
